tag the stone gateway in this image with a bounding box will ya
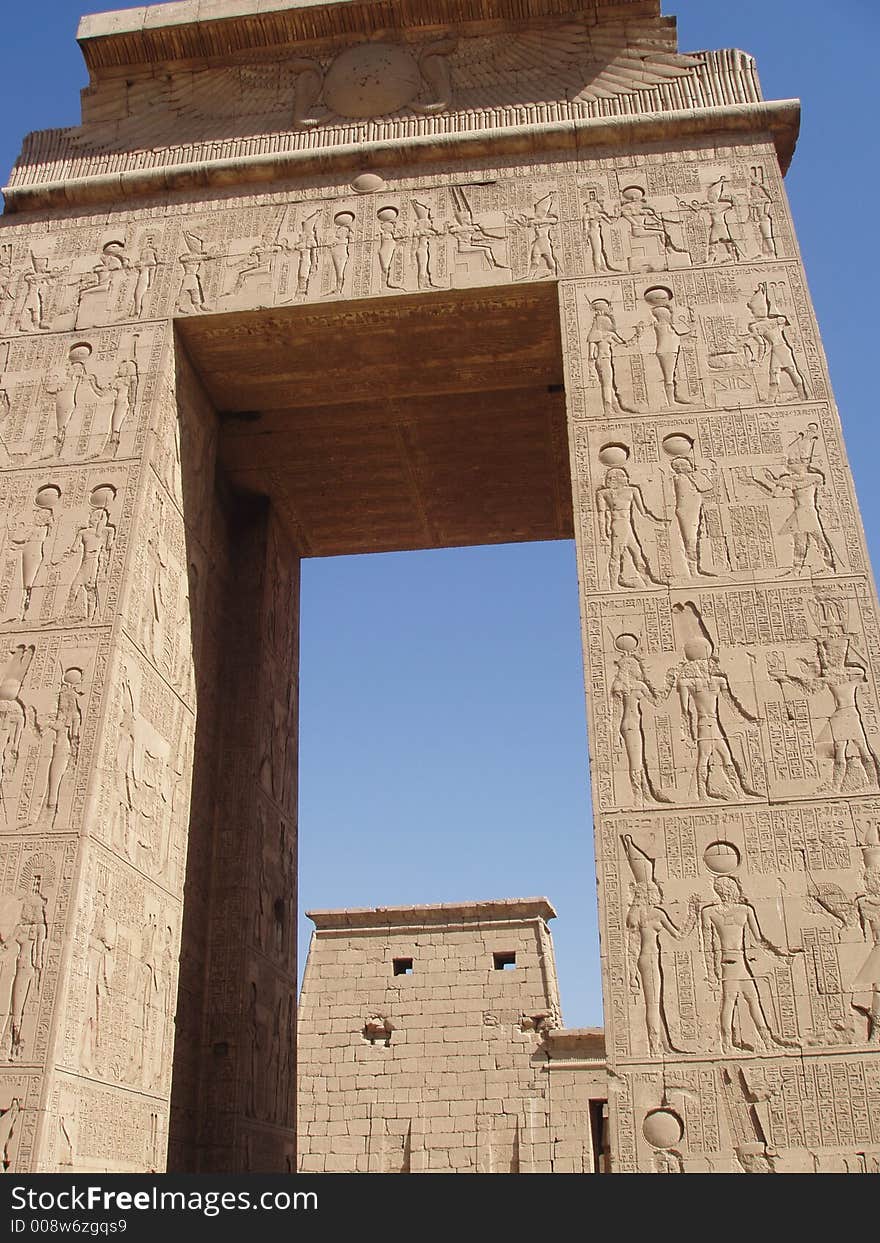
[0,0,877,1173]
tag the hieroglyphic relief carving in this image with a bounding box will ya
[448,186,508,276]
[0,467,132,631]
[221,209,291,306]
[0,326,163,466]
[585,584,880,810]
[596,452,666,589]
[700,874,800,1054]
[175,230,218,315]
[90,646,192,888]
[243,975,294,1125]
[48,1075,166,1172]
[637,285,696,407]
[276,18,701,131]
[510,194,558,281]
[619,1055,880,1172]
[572,407,856,591]
[0,631,106,835]
[570,156,788,279]
[623,835,699,1054]
[0,856,48,1062]
[66,843,180,1100]
[611,636,673,805]
[564,263,824,417]
[607,824,804,1060]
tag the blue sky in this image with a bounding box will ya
[1,1,877,1028]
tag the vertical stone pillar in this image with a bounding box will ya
[561,136,880,1171]
[0,293,196,1170]
[189,492,299,1173]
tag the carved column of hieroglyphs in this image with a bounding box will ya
[0,216,196,1170]
[559,139,880,1172]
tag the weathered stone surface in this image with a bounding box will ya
[0,0,875,1173]
[297,899,607,1173]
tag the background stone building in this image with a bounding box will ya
[297,899,607,1173]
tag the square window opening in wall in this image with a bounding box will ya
[393,958,414,976]
[493,951,516,970]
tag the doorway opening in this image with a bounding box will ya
[297,540,602,1029]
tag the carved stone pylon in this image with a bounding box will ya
[0,0,876,1173]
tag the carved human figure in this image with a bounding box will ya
[670,456,718,577]
[770,636,880,792]
[131,914,158,1084]
[596,466,666,589]
[286,208,318,298]
[0,1098,20,1171]
[678,180,741,264]
[638,286,695,406]
[113,675,140,860]
[700,875,799,1053]
[411,200,441,291]
[151,925,174,1088]
[582,191,614,272]
[512,193,557,279]
[610,634,673,804]
[78,239,131,320]
[0,645,34,819]
[55,499,116,622]
[0,342,14,467]
[132,236,159,318]
[853,869,880,1044]
[133,916,173,1090]
[143,532,170,668]
[227,217,290,301]
[748,168,776,258]
[447,185,505,270]
[19,252,67,332]
[0,246,13,314]
[0,878,48,1061]
[99,338,138,458]
[44,342,104,458]
[37,667,84,824]
[376,206,403,290]
[668,637,762,801]
[747,428,834,574]
[622,836,698,1054]
[626,882,695,1053]
[329,211,354,294]
[5,484,61,621]
[616,185,687,270]
[175,231,216,313]
[745,285,808,402]
[79,891,116,1075]
[586,299,637,415]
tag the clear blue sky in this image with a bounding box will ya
[1,2,877,1029]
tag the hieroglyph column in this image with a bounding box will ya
[559,139,880,1171]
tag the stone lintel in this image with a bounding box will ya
[2,99,800,214]
[306,896,557,930]
[542,1026,606,1059]
[77,1,666,72]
